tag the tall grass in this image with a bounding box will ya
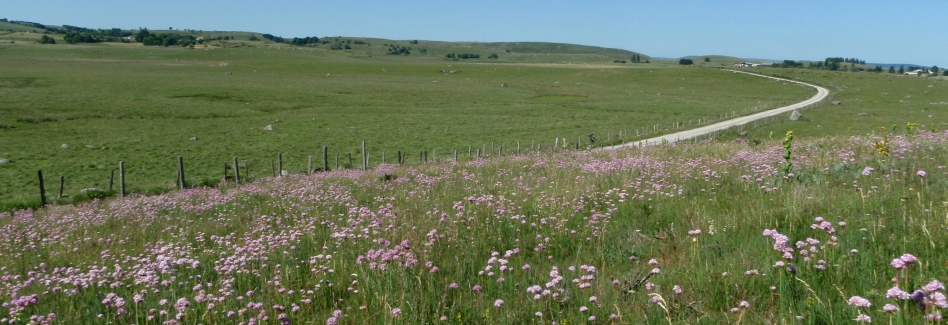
[1,128,945,324]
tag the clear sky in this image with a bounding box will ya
[5,0,945,65]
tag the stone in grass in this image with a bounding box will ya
[263,125,274,131]
[789,110,803,121]
[190,137,198,141]
[0,157,9,164]
[61,144,70,149]
[831,101,841,105]
[740,131,749,137]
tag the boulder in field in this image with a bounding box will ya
[263,125,274,131]
[789,110,803,121]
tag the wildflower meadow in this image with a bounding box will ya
[2,128,946,324]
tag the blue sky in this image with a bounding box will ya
[5,0,946,65]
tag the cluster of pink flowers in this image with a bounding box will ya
[890,253,918,269]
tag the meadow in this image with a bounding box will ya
[0,38,815,206]
[1,127,946,324]
[729,67,948,141]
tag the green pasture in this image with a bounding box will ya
[725,68,948,140]
[0,40,815,204]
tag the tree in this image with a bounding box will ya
[888,66,895,73]
[943,70,948,76]
[932,66,939,74]
[248,35,259,41]
[39,35,55,44]
[704,57,710,62]
[898,65,905,74]
[678,58,694,65]
[488,53,499,59]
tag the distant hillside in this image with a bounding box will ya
[0,18,650,64]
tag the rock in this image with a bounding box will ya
[85,145,94,148]
[189,137,198,141]
[80,188,98,193]
[740,131,749,137]
[224,72,232,75]
[501,83,507,87]
[858,113,869,116]
[0,158,9,164]
[263,125,274,131]
[61,144,70,149]
[831,101,841,105]
[324,73,332,78]
[789,109,803,121]
[281,170,290,176]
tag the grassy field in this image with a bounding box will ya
[721,68,948,141]
[0,129,945,324]
[0,40,815,205]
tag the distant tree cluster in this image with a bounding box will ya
[61,26,132,44]
[261,34,285,43]
[631,54,644,62]
[388,45,411,55]
[290,36,319,46]
[38,35,55,44]
[704,57,711,62]
[826,57,866,65]
[445,53,479,59]
[488,53,499,59]
[135,29,196,47]
[678,58,694,65]
[777,60,803,68]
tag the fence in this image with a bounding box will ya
[26,91,827,208]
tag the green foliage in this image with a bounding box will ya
[777,60,803,68]
[889,66,896,73]
[932,65,939,74]
[387,45,411,55]
[488,53,499,59]
[290,36,319,46]
[678,58,694,65]
[898,65,905,74]
[38,35,55,44]
[704,57,710,62]
[248,34,259,41]
[261,33,285,43]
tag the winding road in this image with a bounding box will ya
[605,69,830,149]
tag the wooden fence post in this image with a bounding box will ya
[177,156,186,189]
[323,146,329,171]
[336,154,340,170]
[468,146,472,157]
[454,149,458,161]
[109,169,115,192]
[348,153,352,168]
[397,151,403,165]
[270,159,275,177]
[362,141,367,171]
[308,156,313,175]
[38,170,47,206]
[517,141,521,155]
[278,153,283,176]
[119,161,126,197]
[59,175,65,198]
[233,157,240,185]
[382,151,385,164]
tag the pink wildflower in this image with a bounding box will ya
[848,296,871,308]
